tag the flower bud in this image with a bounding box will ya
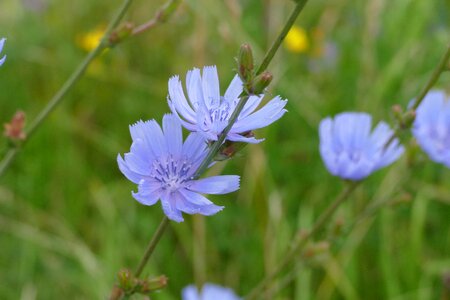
[117,269,134,291]
[137,275,168,294]
[401,110,416,129]
[392,104,403,122]
[109,22,134,46]
[237,43,254,83]
[4,110,26,142]
[252,71,273,94]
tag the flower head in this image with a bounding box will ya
[117,114,240,222]
[168,66,287,144]
[319,112,404,181]
[413,90,450,168]
[182,283,241,300]
[0,38,6,66]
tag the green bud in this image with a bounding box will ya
[401,110,416,129]
[391,104,403,122]
[108,22,134,46]
[252,71,272,94]
[136,275,168,294]
[237,43,254,83]
[117,269,134,291]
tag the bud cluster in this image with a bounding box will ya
[237,44,273,95]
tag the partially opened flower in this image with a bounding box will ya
[319,112,404,181]
[0,38,6,66]
[168,66,287,143]
[413,90,450,168]
[182,283,241,300]
[117,114,240,222]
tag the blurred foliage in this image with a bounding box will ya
[0,0,449,299]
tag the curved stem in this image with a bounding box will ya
[134,216,170,277]
[0,0,134,179]
[245,181,360,300]
[256,0,309,75]
[383,44,450,150]
[411,44,450,111]
[193,0,311,178]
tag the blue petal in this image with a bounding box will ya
[117,154,142,184]
[160,192,184,222]
[179,189,214,206]
[130,119,167,158]
[414,90,446,126]
[334,112,371,150]
[181,132,208,163]
[181,285,199,300]
[162,114,183,157]
[0,38,5,66]
[233,96,287,133]
[239,95,264,118]
[124,152,151,176]
[186,68,206,109]
[227,133,264,144]
[224,75,243,105]
[168,75,197,122]
[168,103,198,132]
[175,192,224,216]
[132,179,161,206]
[202,283,241,299]
[201,66,220,108]
[187,175,240,194]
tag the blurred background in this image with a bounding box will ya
[0,0,449,299]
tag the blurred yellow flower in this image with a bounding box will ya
[77,26,105,52]
[284,26,309,53]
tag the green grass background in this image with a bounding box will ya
[0,0,449,299]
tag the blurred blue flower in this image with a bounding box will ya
[413,90,450,167]
[117,114,240,222]
[182,283,241,300]
[319,112,404,181]
[0,38,6,66]
[168,66,287,143]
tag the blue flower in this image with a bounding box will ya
[168,66,287,143]
[182,283,241,300]
[0,38,6,66]
[319,112,404,181]
[117,114,240,222]
[413,90,450,168]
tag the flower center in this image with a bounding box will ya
[209,98,232,123]
[151,155,193,191]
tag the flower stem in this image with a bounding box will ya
[0,0,135,179]
[411,44,450,111]
[245,181,360,300]
[256,0,309,75]
[134,216,170,278]
[193,0,311,179]
[383,44,450,150]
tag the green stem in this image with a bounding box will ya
[134,216,170,277]
[245,181,360,300]
[193,0,311,179]
[256,0,309,75]
[411,44,450,111]
[0,0,134,179]
[192,95,249,179]
[382,44,450,151]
